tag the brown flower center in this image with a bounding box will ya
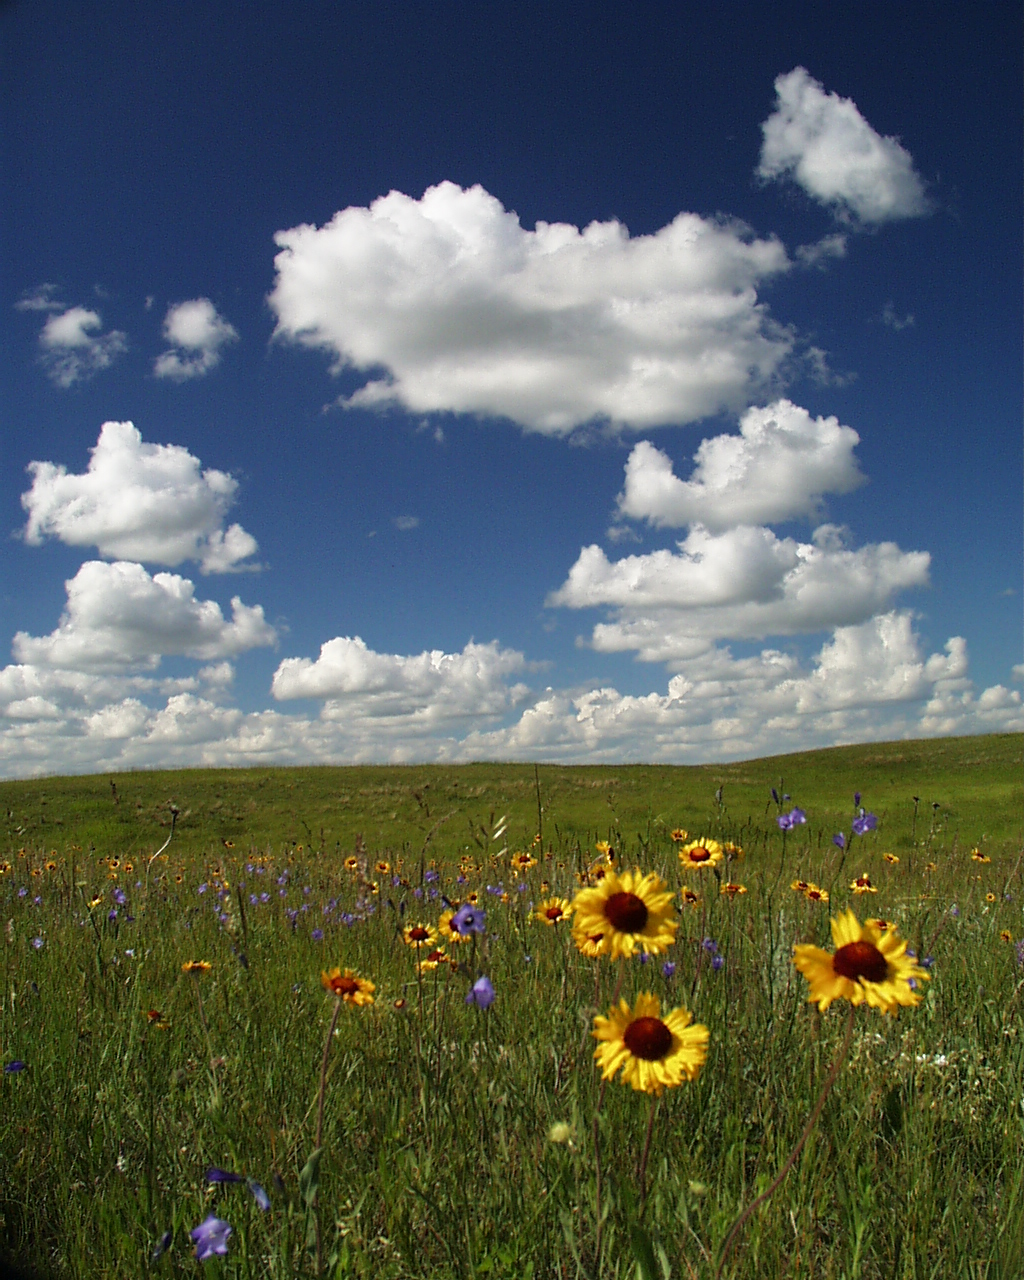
[545,906,564,920]
[623,1016,673,1061]
[333,975,359,997]
[604,891,649,932]
[408,926,431,942]
[688,847,710,863]
[424,949,445,963]
[833,940,888,984]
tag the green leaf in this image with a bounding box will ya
[299,1147,322,1209]
[630,1225,659,1280]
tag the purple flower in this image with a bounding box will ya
[853,792,861,807]
[206,1167,244,1183]
[4,1060,26,1073]
[249,894,259,906]
[832,832,846,849]
[777,808,806,831]
[949,904,959,918]
[712,954,725,971]
[248,1180,271,1212]
[277,874,288,886]
[465,975,495,1008]
[112,887,127,905]
[517,882,528,892]
[921,955,935,969]
[341,912,355,927]
[662,961,676,978]
[303,886,311,895]
[771,788,780,804]
[260,892,270,904]
[702,938,718,953]
[851,811,878,836]
[456,873,467,885]
[424,869,439,883]
[413,887,423,899]
[311,928,324,942]
[1016,941,1024,969]
[198,883,208,894]
[152,1229,172,1260]
[638,952,649,964]
[452,903,486,935]
[32,937,44,950]
[108,909,118,922]
[190,1215,232,1261]
[392,875,401,887]
[18,888,27,898]
[278,888,287,897]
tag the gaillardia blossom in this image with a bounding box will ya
[534,897,573,926]
[402,922,439,948]
[320,967,375,1006]
[592,992,708,1095]
[571,868,678,959]
[793,910,928,1015]
[678,839,724,871]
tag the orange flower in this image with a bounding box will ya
[320,967,375,1006]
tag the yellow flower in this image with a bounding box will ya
[791,879,810,894]
[438,909,471,944]
[344,856,359,872]
[923,861,937,873]
[678,839,724,871]
[511,851,536,873]
[793,910,928,1015]
[720,882,747,900]
[416,947,450,973]
[985,892,997,904]
[999,930,1013,943]
[320,967,375,1006]
[970,848,991,864]
[44,860,57,872]
[586,860,611,883]
[679,887,700,906]
[850,873,877,894]
[534,897,573,926]
[182,960,212,975]
[594,840,615,861]
[804,884,829,904]
[88,895,104,908]
[669,828,689,844]
[723,842,744,861]
[592,992,709,1095]
[883,853,900,865]
[570,923,607,958]
[402,922,439,948]
[864,917,895,933]
[570,868,678,960]
[376,861,391,875]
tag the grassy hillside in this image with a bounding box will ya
[2,733,1020,864]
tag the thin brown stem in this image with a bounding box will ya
[714,1005,856,1280]
[637,1093,659,1212]
[592,1078,608,1276]
[316,997,343,1152]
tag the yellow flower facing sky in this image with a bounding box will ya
[850,873,878,894]
[793,910,928,1016]
[804,884,829,904]
[181,960,212,975]
[720,882,747,899]
[402,922,439,948]
[321,967,375,1006]
[571,868,678,960]
[678,838,724,871]
[534,897,573,926]
[592,992,709,1095]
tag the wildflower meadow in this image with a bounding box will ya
[1,733,1021,1279]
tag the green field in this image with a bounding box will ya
[1,733,1022,1278]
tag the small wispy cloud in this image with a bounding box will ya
[393,515,420,531]
[880,301,915,331]
[15,283,65,313]
[37,306,128,387]
[154,298,238,381]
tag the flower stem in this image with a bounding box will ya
[637,1093,659,1212]
[316,997,343,1151]
[714,1004,856,1280]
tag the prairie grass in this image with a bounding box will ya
[0,733,1021,1278]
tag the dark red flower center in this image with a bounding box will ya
[408,926,431,942]
[424,949,445,963]
[688,847,711,863]
[623,1016,672,1061]
[332,975,359,997]
[833,940,888,984]
[604,892,648,932]
[545,905,564,920]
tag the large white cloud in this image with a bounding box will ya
[21,421,259,573]
[272,636,530,722]
[550,524,929,659]
[617,400,864,531]
[12,560,276,672]
[269,181,793,434]
[154,299,239,381]
[37,306,128,387]
[758,68,929,224]
[1,617,1019,777]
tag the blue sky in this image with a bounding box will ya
[1,0,1021,776]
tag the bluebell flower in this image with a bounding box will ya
[771,788,780,804]
[108,908,118,921]
[638,952,649,964]
[198,883,207,894]
[250,894,259,906]
[851,811,878,836]
[341,912,355,927]
[248,1180,271,1212]
[949,904,959,918]
[662,961,676,978]
[466,975,495,1008]
[206,1167,244,1183]
[712,954,724,971]
[260,892,270,904]
[32,937,44,950]
[18,888,27,898]
[303,886,311,895]
[112,887,127,905]
[152,1230,172,1260]
[4,1060,26,1073]
[853,792,861,807]
[832,832,846,849]
[191,1215,231,1261]
[311,928,324,942]
[702,938,718,953]
[517,882,528,893]
[453,903,486,934]
[414,887,423,898]
[424,869,438,883]
[921,955,935,969]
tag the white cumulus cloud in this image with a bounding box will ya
[21,421,259,573]
[269,181,793,435]
[37,306,128,387]
[617,400,864,531]
[758,68,929,224]
[154,298,239,381]
[12,560,277,673]
[551,524,929,660]
[272,636,529,724]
